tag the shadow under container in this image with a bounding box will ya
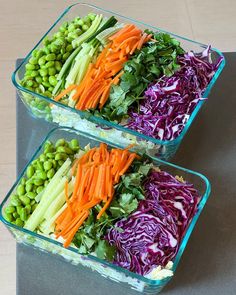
[12,3,225,160]
[0,127,211,294]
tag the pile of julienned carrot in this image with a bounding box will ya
[55,143,139,248]
[54,24,151,110]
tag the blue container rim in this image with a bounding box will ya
[0,126,211,286]
[11,2,225,147]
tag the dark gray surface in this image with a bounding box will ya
[16,54,236,295]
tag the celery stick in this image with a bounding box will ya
[65,43,92,88]
[44,179,74,221]
[42,202,68,234]
[72,14,103,48]
[24,176,67,231]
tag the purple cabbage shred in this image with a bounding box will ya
[106,170,200,275]
[127,46,223,140]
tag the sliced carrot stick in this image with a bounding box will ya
[97,197,113,220]
[63,211,89,248]
[137,33,148,50]
[109,24,134,41]
[54,84,77,102]
[119,153,137,175]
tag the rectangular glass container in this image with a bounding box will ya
[12,3,225,160]
[0,127,211,294]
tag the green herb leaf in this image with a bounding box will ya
[95,240,116,261]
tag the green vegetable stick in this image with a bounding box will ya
[24,176,67,231]
[44,178,74,221]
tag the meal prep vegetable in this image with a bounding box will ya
[20,12,223,142]
[4,138,201,278]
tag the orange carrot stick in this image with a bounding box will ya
[97,197,113,220]
[54,84,77,101]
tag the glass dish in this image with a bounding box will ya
[12,3,225,160]
[0,127,210,294]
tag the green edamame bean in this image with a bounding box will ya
[38,171,47,180]
[26,183,33,193]
[78,19,84,26]
[28,191,36,199]
[10,195,21,206]
[34,178,44,186]
[26,80,34,87]
[31,70,38,77]
[17,184,25,196]
[45,61,54,68]
[68,24,76,32]
[82,24,89,31]
[20,208,28,221]
[56,54,62,61]
[70,139,79,149]
[15,218,24,227]
[55,138,66,147]
[32,204,38,211]
[51,159,57,168]
[26,166,35,178]
[58,160,64,166]
[48,86,54,92]
[47,168,55,179]
[44,91,52,97]
[4,212,13,222]
[55,61,62,71]
[46,152,55,159]
[19,195,30,206]
[46,53,56,61]
[36,50,44,59]
[13,212,19,219]
[44,141,52,150]
[5,206,16,214]
[43,160,52,171]
[25,204,31,214]
[59,25,66,33]
[30,200,36,206]
[62,52,70,60]
[16,206,23,215]
[60,47,66,55]
[35,76,43,84]
[39,68,48,77]
[36,186,44,194]
[55,152,68,161]
[48,76,57,86]
[21,177,26,185]
[36,161,44,171]
[44,180,49,187]
[32,49,38,57]
[25,63,35,70]
[48,67,56,76]
[29,57,38,65]
[50,44,59,53]
[88,13,96,21]
[42,81,50,88]
[39,154,47,162]
[38,56,46,66]
[56,146,73,154]
[66,44,73,52]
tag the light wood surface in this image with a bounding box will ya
[0,1,235,294]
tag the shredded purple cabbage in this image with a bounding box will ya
[106,170,200,275]
[127,46,223,140]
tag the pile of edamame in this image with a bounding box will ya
[21,13,96,99]
[4,138,79,227]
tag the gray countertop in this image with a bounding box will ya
[16,53,236,295]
